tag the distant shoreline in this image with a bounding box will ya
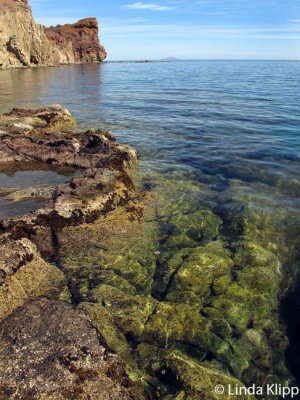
[105,58,300,63]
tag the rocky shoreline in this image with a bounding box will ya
[0,106,141,398]
[0,105,298,399]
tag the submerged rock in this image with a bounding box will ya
[151,351,251,400]
[57,191,158,301]
[67,173,297,397]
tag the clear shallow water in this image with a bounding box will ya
[0,163,79,218]
[0,61,299,189]
[0,163,77,188]
[0,61,300,388]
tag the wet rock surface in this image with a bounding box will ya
[0,105,137,258]
[0,298,137,400]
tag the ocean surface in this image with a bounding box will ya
[0,61,299,187]
[0,60,300,384]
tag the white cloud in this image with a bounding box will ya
[101,22,300,40]
[125,2,175,11]
[289,19,300,23]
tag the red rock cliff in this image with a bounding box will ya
[45,18,107,64]
[0,0,107,69]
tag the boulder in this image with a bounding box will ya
[0,237,67,321]
[0,298,138,399]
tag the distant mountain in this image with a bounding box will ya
[106,58,182,64]
[160,57,181,62]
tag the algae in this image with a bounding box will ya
[54,171,299,398]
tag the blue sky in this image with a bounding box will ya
[31,0,300,60]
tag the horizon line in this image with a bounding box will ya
[105,58,300,62]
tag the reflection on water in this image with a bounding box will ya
[0,162,79,218]
[0,162,78,188]
[0,198,48,219]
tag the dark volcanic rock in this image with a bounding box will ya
[0,298,137,399]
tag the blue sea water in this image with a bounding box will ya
[0,60,299,189]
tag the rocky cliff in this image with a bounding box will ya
[0,0,107,69]
[45,18,107,64]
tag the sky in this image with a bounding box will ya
[30,0,300,60]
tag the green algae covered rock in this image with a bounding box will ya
[152,248,192,298]
[143,306,240,371]
[91,285,248,378]
[166,241,233,303]
[55,173,296,397]
[91,285,158,340]
[0,237,68,321]
[151,351,252,400]
[59,196,159,301]
[160,210,222,252]
[78,302,133,364]
[219,179,300,263]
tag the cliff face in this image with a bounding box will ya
[0,0,107,70]
[45,18,107,64]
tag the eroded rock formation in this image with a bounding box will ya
[0,105,137,258]
[0,237,67,321]
[0,0,107,69]
[45,18,107,64]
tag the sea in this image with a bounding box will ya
[0,60,300,384]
